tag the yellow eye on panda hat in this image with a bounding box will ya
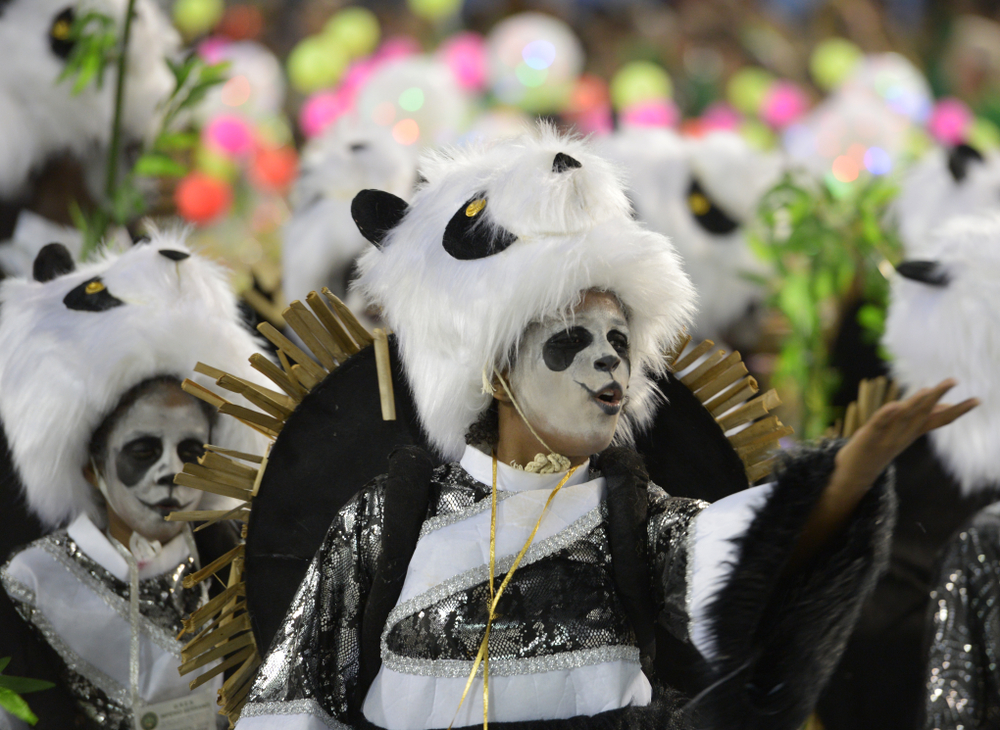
[351,124,697,459]
[0,228,270,529]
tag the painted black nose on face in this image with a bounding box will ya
[159,249,190,261]
[553,152,582,173]
[595,355,620,374]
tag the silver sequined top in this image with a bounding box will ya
[924,503,1000,730]
[1,530,201,730]
[245,462,706,727]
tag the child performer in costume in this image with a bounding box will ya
[0,231,269,729]
[236,128,975,730]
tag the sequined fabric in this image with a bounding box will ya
[246,462,705,726]
[923,504,1000,730]
[2,530,202,730]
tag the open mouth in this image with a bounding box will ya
[578,381,624,415]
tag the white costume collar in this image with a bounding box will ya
[460,445,591,493]
[66,513,192,582]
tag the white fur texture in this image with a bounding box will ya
[598,128,779,344]
[0,228,270,529]
[282,118,416,306]
[883,214,1000,493]
[891,146,1000,255]
[0,0,179,198]
[354,126,696,460]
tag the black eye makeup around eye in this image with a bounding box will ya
[542,327,593,371]
[122,436,162,461]
[177,439,206,464]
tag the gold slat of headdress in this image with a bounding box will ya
[306,291,360,357]
[321,288,375,348]
[373,329,396,421]
[169,290,377,726]
[165,508,248,524]
[667,339,791,482]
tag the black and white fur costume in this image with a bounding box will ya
[236,128,895,730]
[0,230,269,728]
[0,0,179,276]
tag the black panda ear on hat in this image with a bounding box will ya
[352,189,409,249]
[32,242,76,282]
[948,143,985,183]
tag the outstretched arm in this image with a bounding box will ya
[788,379,978,572]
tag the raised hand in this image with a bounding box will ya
[790,380,978,570]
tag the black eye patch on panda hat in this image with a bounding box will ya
[64,277,124,312]
[687,178,740,236]
[49,7,76,60]
[442,195,517,260]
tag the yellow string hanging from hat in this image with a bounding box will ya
[450,371,579,730]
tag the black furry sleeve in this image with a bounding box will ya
[692,440,896,730]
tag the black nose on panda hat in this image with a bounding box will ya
[159,249,190,261]
[553,152,582,173]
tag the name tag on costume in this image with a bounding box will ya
[134,687,217,730]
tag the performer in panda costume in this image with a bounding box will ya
[235,127,973,730]
[281,119,417,315]
[877,214,1000,728]
[0,0,179,277]
[598,127,781,351]
[0,230,269,729]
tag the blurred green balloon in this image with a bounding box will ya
[287,37,348,94]
[324,7,381,58]
[610,61,671,112]
[727,68,774,115]
[408,0,462,21]
[810,38,863,91]
[739,119,776,150]
[172,0,223,37]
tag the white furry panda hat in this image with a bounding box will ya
[891,144,1000,256]
[598,127,780,344]
[352,126,696,460]
[0,0,179,199]
[0,228,270,529]
[883,213,1000,494]
[282,117,416,306]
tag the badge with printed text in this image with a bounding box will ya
[132,686,217,730]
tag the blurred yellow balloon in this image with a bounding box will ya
[172,0,224,38]
[727,67,775,115]
[408,0,462,21]
[610,61,671,111]
[324,7,381,58]
[287,37,348,94]
[810,38,863,91]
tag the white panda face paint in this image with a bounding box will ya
[511,291,631,457]
[97,383,211,543]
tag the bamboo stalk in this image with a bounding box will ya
[215,375,294,419]
[205,445,264,464]
[180,584,244,636]
[321,288,374,348]
[200,452,259,479]
[217,404,283,436]
[182,613,250,661]
[373,328,396,421]
[221,650,260,697]
[695,363,749,405]
[249,353,303,401]
[256,322,328,383]
[708,380,759,417]
[688,350,742,393]
[166,509,242,524]
[183,544,243,589]
[735,426,795,459]
[192,505,251,532]
[843,401,859,438]
[871,376,888,415]
[283,307,338,372]
[185,463,255,491]
[857,378,872,425]
[178,632,254,675]
[187,645,254,691]
[174,471,252,502]
[745,458,777,484]
[194,362,227,381]
[307,291,360,357]
[221,670,254,715]
[671,340,715,373]
[664,333,692,368]
[718,390,782,431]
[182,379,226,409]
[290,300,349,364]
[251,453,269,498]
[728,416,781,448]
[679,350,727,390]
[291,363,321,391]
